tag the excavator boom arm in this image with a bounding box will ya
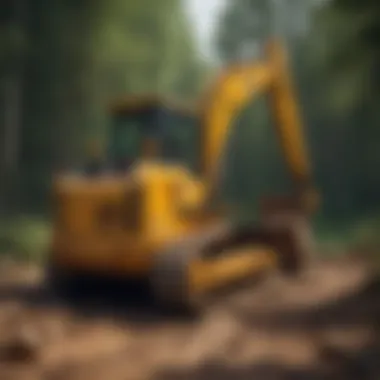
[201,63,273,183]
[201,41,315,208]
[266,42,311,185]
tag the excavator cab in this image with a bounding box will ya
[98,98,200,174]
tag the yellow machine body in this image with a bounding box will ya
[52,162,208,275]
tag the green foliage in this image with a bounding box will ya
[306,0,380,222]
[0,0,207,214]
[313,213,380,266]
[0,23,27,70]
[0,217,51,263]
[91,0,206,99]
[311,0,380,113]
[313,2,378,114]
[216,0,270,62]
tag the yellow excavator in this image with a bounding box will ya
[47,40,319,312]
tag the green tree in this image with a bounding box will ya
[0,0,207,213]
[310,0,380,216]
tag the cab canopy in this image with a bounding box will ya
[109,94,196,116]
[106,94,199,171]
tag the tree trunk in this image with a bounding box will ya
[0,0,27,213]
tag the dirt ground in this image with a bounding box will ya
[0,255,379,380]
